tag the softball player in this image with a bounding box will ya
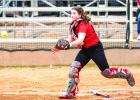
[52,6,135,99]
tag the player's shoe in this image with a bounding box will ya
[58,92,75,99]
[115,69,135,87]
[59,87,77,99]
[102,68,135,86]
[126,72,135,86]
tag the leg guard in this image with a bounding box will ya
[67,61,81,96]
[101,67,135,86]
[59,61,81,99]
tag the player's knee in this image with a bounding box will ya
[70,61,81,69]
[101,68,110,78]
[69,61,81,78]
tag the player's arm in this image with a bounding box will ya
[70,32,86,47]
[66,35,74,43]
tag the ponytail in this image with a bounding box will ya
[81,13,91,23]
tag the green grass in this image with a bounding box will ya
[0,65,37,69]
[0,63,139,69]
[110,64,140,67]
[0,64,70,68]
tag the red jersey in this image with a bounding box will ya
[137,0,140,4]
[73,21,100,48]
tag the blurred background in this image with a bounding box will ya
[0,0,139,50]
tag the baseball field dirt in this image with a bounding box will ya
[0,67,139,100]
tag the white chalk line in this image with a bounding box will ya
[103,96,140,100]
[81,88,140,92]
[0,91,139,96]
[1,92,140,99]
[0,89,140,99]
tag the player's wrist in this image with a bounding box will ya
[70,43,72,47]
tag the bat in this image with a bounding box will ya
[91,90,110,98]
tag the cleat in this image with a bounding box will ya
[58,93,75,99]
[102,68,135,86]
[126,73,135,86]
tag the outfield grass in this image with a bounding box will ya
[0,63,139,69]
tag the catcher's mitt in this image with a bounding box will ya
[55,38,70,50]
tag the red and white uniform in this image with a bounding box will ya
[70,20,100,48]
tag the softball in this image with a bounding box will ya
[0,31,9,38]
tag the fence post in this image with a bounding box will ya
[129,0,133,41]
[125,0,130,47]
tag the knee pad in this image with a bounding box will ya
[71,61,81,67]
[101,68,111,78]
[69,61,81,78]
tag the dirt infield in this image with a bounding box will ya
[0,67,139,100]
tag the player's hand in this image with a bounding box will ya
[51,47,60,53]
